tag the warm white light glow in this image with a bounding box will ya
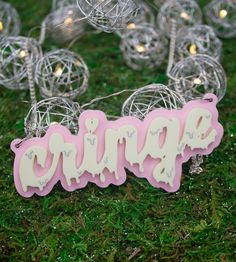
[189,44,197,55]
[127,23,136,29]
[54,65,63,77]
[64,17,73,26]
[193,78,202,85]
[180,11,191,20]
[136,44,146,53]
[0,21,4,32]
[219,9,228,19]
[19,50,27,58]
[50,122,59,126]
[75,60,81,67]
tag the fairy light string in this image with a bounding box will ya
[1,0,230,176]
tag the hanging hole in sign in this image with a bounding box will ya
[15,142,21,149]
[15,137,28,149]
[204,97,213,102]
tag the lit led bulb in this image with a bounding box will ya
[189,44,197,55]
[180,11,191,20]
[64,17,73,26]
[219,9,228,19]
[136,44,146,53]
[75,60,81,67]
[0,21,4,32]
[127,23,136,29]
[193,77,202,85]
[18,49,27,58]
[120,24,168,70]
[54,64,63,77]
[50,121,59,126]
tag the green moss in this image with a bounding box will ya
[0,0,236,261]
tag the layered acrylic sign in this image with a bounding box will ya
[11,94,223,197]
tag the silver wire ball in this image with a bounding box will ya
[76,0,139,33]
[204,0,236,39]
[52,0,77,10]
[170,54,227,102]
[157,0,202,37]
[25,97,81,137]
[122,84,185,120]
[175,25,222,62]
[45,5,86,44]
[0,36,42,90]
[0,1,21,40]
[35,49,89,100]
[116,0,155,37]
[120,24,169,70]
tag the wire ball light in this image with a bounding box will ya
[204,0,236,39]
[169,54,227,102]
[24,97,81,137]
[45,5,86,44]
[0,36,42,90]
[116,0,155,37]
[157,0,202,37]
[35,49,89,100]
[52,0,76,10]
[175,25,222,62]
[120,24,169,70]
[0,1,21,40]
[76,0,139,33]
[122,84,185,120]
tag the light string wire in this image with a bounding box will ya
[28,9,101,48]
[23,39,37,107]
[15,38,38,146]
[81,89,138,109]
[165,18,204,174]
[22,4,93,139]
[166,17,183,94]
[19,2,104,145]
[166,19,177,79]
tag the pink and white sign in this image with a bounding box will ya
[11,94,223,198]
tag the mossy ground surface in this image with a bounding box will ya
[0,0,236,261]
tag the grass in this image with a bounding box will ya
[0,0,236,261]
